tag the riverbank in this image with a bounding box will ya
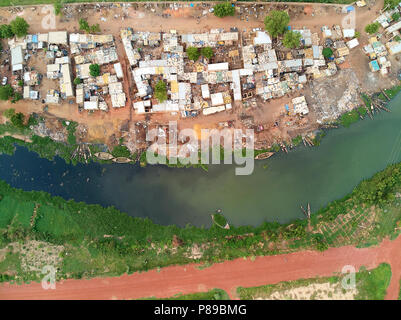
[1,154,401,284]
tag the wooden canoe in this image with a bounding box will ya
[94,152,114,160]
[255,152,275,160]
[112,157,132,163]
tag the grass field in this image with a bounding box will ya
[142,288,230,300]
[237,263,392,300]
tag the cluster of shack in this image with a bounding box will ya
[4,8,401,123]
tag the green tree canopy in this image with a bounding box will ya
[322,47,333,59]
[154,80,167,103]
[0,85,13,101]
[79,18,90,32]
[392,12,400,21]
[10,112,25,128]
[365,22,380,35]
[0,24,14,39]
[384,0,400,10]
[201,47,214,59]
[213,2,235,18]
[10,17,29,38]
[282,31,301,49]
[3,108,15,118]
[186,46,200,61]
[264,10,290,38]
[89,64,100,77]
[54,0,63,15]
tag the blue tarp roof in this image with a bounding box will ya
[370,60,380,71]
[346,6,355,12]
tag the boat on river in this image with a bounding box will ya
[112,157,132,163]
[255,152,275,160]
[94,152,114,160]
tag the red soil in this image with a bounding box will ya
[1,235,401,300]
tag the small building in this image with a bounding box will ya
[114,63,124,79]
[387,41,401,55]
[369,60,380,72]
[48,31,68,45]
[343,29,355,38]
[11,46,23,71]
[347,38,359,49]
[210,92,224,106]
[201,84,210,99]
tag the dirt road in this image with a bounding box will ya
[1,235,400,300]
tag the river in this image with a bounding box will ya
[1,96,401,227]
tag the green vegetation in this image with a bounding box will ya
[392,12,400,22]
[154,80,167,103]
[54,0,63,15]
[89,64,100,77]
[282,30,301,49]
[291,135,303,146]
[237,263,391,300]
[0,24,14,39]
[10,112,25,129]
[264,10,290,38]
[79,18,100,33]
[355,264,391,300]
[322,47,333,59]
[186,46,200,61]
[10,17,29,38]
[73,78,81,85]
[0,85,13,101]
[213,2,235,18]
[355,31,360,38]
[144,289,229,300]
[365,22,380,35]
[384,0,400,10]
[201,47,214,59]
[338,107,367,127]
[111,145,131,158]
[2,108,15,119]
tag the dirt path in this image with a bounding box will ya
[1,235,400,300]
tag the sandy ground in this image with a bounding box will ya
[1,234,400,300]
[0,1,394,147]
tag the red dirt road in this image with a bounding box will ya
[1,235,401,300]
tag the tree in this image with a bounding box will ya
[79,18,90,32]
[201,47,214,59]
[0,24,13,39]
[213,2,235,18]
[186,46,200,61]
[322,47,333,59]
[392,12,400,21]
[282,31,301,49]
[365,22,380,34]
[11,92,22,104]
[73,78,82,85]
[154,80,167,103]
[10,112,25,128]
[264,10,290,38]
[355,31,361,38]
[0,85,13,101]
[89,64,100,77]
[90,24,100,33]
[18,80,24,87]
[384,0,399,10]
[10,17,29,38]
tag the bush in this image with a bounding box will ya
[111,145,131,158]
[213,2,235,18]
[322,47,333,59]
[79,18,90,32]
[0,24,13,39]
[154,80,167,103]
[73,78,81,85]
[365,22,380,35]
[3,108,15,119]
[392,12,400,21]
[201,47,214,59]
[11,92,22,104]
[10,17,29,38]
[264,10,290,38]
[186,46,200,61]
[0,85,13,101]
[282,31,301,49]
[10,112,25,129]
[89,64,100,77]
